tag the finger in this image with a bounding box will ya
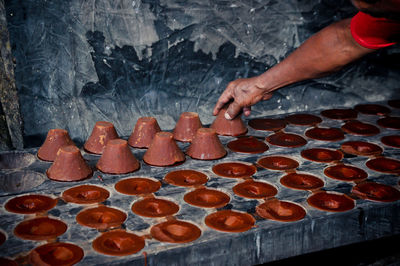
[243,106,251,117]
[225,101,242,120]
[213,91,232,115]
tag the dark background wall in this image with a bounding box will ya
[4,0,400,147]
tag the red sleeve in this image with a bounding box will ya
[350,11,400,49]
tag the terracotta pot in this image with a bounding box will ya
[84,121,119,154]
[96,139,140,174]
[173,112,202,142]
[143,132,185,166]
[37,129,75,161]
[47,145,92,181]
[186,128,226,160]
[128,117,161,148]
[210,107,247,136]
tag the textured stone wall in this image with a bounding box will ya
[4,0,400,146]
[0,0,23,150]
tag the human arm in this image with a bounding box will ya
[213,18,375,120]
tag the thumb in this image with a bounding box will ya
[225,101,242,120]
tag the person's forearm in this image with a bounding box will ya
[257,18,374,93]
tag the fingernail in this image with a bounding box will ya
[224,112,232,120]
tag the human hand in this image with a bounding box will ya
[213,76,273,120]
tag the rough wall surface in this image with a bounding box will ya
[5,0,400,146]
[0,0,23,150]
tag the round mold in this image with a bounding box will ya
[14,216,67,241]
[352,182,400,202]
[62,185,110,204]
[305,127,344,142]
[285,113,322,126]
[227,136,269,154]
[341,141,383,156]
[212,161,257,178]
[92,229,145,256]
[115,177,161,195]
[0,151,35,170]
[301,148,343,163]
[257,156,299,171]
[29,242,84,266]
[280,173,324,191]
[5,194,57,214]
[381,135,400,148]
[307,191,355,212]
[266,132,307,148]
[0,170,46,193]
[150,220,202,243]
[131,198,179,218]
[183,188,230,208]
[164,169,208,187]
[232,180,278,199]
[354,104,391,116]
[76,206,127,230]
[256,200,306,222]
[324,164,368,182]
[248,118,286,131]
[205,210,255,233]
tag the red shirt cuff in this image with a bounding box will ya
[350,11,400,49]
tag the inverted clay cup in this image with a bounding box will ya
[37,129,75,161]
[128,117,161,148]
[187,128,227,160]
[47,145,93,181]
[96,139,140,174]
[84,121,119,154]
[173,112,203,142]
[143,132,185,166]
[210,107,247,136]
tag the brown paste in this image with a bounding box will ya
[280,173,324,190]
[305,127,344,141]
[164,169,208,187]
[266,132,307,147]
[76,206,127,230]
[62,185,110,204]
[301,148,343,163]
[183,188,230,208]
[256,200,306,222]
[341,141,383,156]
[248,118,286,131]
[14,217,67,241]
[29,242,84,266]
[307,191,355,212]
[92,229,145,256]
[212,162,257,178]
[5,194,57,214]
[205,210,255,233]
[257,156,299,171]
[285,114,322,126]
[227,136,269,154]
[115,177,161,195]
[131,198,179,218]
[232,180,277,199]
[352,182,400,202]
[324,164,368,182]
[150,220,201,243]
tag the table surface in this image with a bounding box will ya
[0,102,399,266]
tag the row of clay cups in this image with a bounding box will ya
[38,108,248,180]
[38,108,246,159]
